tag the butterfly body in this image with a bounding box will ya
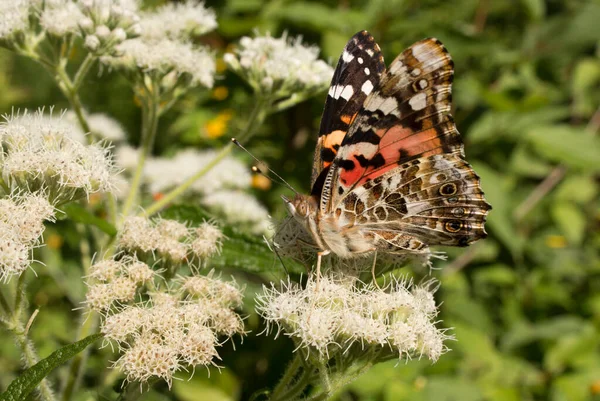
[280,31,490,265]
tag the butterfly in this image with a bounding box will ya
[279,30,491,275]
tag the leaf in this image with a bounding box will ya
[0,334,102,401]
[162,204,304,274]
[551,202,587,245]
[526,125,600,171]
[61,203,117,236]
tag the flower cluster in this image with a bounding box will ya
[0,0,140,55]
[117,217,223,265]
[0,193,55,282]
[85,256,155,312]
[139,1,217,41]
[142,149,251,196]
[101,2,216,90]
[0,109,117,204]
[201,190,271,235]
[101,275,244,386]
[258,276,451,361]
[224,33,334,100]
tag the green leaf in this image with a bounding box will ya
[162,204,304,274]
[526,125,600,171]
[551,202,587,245]
[0,333,102,401]
[61,203,117,236]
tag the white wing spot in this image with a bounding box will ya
[419,79,428,89]
[342,50,355,62]
[340,85,354,101]
[409,92,427,111]
[361,80,374,95]
[364,67,370,75]
[411,42,435,63]
[365,48,374,56]
[364,94,399,115]
[358,57,364,64]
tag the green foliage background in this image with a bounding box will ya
[1,0,599,400]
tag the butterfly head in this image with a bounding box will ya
[282,194,318,222]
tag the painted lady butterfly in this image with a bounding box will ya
[280,31,491,274]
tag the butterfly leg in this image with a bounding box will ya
[371,250,380,289]
[307,249,330,322]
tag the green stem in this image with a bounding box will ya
[142,98,269,217]
[270,353,303,400]
[10,274,58,401]
[60,313,99,401]
[120,82,161,220]
[72,53,96,91]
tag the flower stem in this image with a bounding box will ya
[270,353,303,400]
[10,274,58,401]
[120,81,161,220]
[142,98,270,217]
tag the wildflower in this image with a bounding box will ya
[85,257,153,311]
[40,1,85,37]
[257,276,452,361]
[139,1,217,41]
[0,109,117,204]
[201,190,271,234]
[204,110,233,139]
[114,144,139,171]
[102,277,244,386]
[0,193,56,282]
[224,33,334,99]
[102,38,215,88]
[190,222,223,259]
[0,1,31,42]
[87,113,127,142]
[142,149,251,196]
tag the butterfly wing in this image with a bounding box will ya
[310,30,385,196]
[323,38,490,247]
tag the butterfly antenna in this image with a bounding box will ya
[231,138,298,195]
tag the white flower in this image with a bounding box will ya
[0,193,56,282]
[102,38,215,88]
[114,144,139,171]
[0,109,117,204]
[190,222,223,259]
[201,190,271,234]
[143,149,251,195]
[225,33,334,98]
[0,0,30,40]
[102,284,244,386]
[87,113,127,142]
[40,0,85,37]
[257,276,451,360]
[139,1,216,41]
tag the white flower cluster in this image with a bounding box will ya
[0,0,140,55]
[0,110,117,204]
[0,0,33,42]
[85,256,154,311]
[139,0,217,41]
[101,2,216,89]
[201,190,271,235]
[0,193,55,282]
[65,110,128,143]
[142,149,251,195]
[258,276,452,361]
[102,275,244,386]
[76,0,141,54]
[117,217,223,264]
[224,33,334,99]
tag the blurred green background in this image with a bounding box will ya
[1,0,599,400]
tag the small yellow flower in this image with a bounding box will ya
[545,235,567,248]
[46,234,63,249]
[212,86,229,101]
[216,57,228,73]
[204,110,233,139]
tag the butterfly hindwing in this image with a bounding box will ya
[332,153,490,249]
[311,30,385,195]
[324,38,463,209]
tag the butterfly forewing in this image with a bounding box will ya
[320,37,491,249]
[311,30,385,195]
